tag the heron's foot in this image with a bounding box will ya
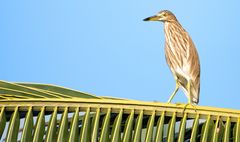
[174,103,197,114]
[182,103,197,113]
[175,102,185,106]
[167,102,173,104]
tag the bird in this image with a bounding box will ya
[143,10,200,105]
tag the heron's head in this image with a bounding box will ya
[143,10,177,22]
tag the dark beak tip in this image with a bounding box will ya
[143,18,150,21]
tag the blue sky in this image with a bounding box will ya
[1,0,240,109]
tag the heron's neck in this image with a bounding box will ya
[164,21,185,36]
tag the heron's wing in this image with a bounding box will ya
[187,37,200,104]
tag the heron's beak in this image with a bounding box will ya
[143,15,160,21]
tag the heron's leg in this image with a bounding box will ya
[187,80,192,104]
[167,82,179,103]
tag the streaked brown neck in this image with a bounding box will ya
[164,20,186,41]
[164,20,185,33]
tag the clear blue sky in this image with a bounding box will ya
[1,1,240,109]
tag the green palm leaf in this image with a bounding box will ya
[0,80,240,141]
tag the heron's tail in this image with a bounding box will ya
[190,80,200,104]
[181,82,199,104]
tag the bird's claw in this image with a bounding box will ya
[183,103,197,113]
[175,102,185,106]
[174,103,197,114]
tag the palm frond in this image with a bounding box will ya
[0,80,239,141]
